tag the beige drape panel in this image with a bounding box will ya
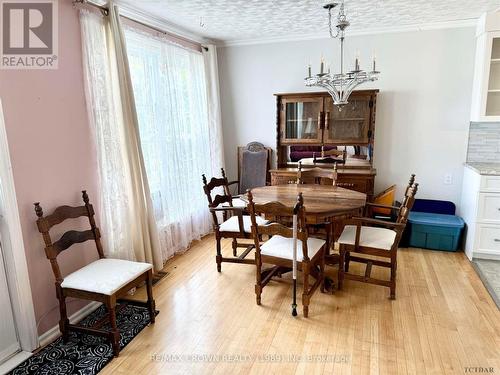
[202,45,225,175]
[106,4,163,271]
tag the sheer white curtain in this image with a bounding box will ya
[124,27,217,260]
[80,8,163,270]
[80,10,137,262]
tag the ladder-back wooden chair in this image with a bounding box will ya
[296,162,337,251]
[247,191,326,317]
[221,168,247,209]
[202,173,268,271]
[337,183,418,299]
[34,191,155,357]
[364,174,415,218]
[297,162,338,186]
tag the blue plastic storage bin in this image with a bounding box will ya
[408,212,464,251]
[399,199,456,247]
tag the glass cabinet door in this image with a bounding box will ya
[486,37,500,116]
[280,97,323,144]
[323,96,371,144]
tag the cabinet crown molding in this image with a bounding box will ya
[476,11,500,36]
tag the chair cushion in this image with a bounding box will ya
[221,197,247,208]
[219,215,268,233]
[260,235,325,261]
[61,258,152,295]
[338,225,396,250]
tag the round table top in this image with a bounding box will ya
[244,184,367,220]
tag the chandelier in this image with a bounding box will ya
[304,0,380,108]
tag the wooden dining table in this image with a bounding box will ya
[243,184,367,280]
[245,184,367,225]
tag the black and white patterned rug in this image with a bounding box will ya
[9,303,158,375]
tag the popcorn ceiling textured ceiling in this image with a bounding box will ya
[117,0,499,43]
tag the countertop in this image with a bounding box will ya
[465,162,500,175]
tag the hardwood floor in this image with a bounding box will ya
[102,235,500,375]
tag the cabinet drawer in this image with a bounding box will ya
[476,224,500,254]
[477,193,500,223]
[336,178,368,194]
[480,176,500,192]
[271,174,297,185]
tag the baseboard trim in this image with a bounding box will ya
[0,351,32,374]
[38,302,102,348]
[473,252,500,261]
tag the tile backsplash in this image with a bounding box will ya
[467,122,500,163]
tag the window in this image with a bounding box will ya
[124,28,212,257]
[80,11,221,262]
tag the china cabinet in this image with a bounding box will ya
[277,90,377,146]
[272,90,378,200]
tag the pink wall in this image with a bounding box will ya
[0,0,100,335]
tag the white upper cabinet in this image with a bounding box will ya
[471,12,500,122]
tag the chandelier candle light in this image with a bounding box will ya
[305,0,380,109]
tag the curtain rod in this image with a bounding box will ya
[73,0,208,50]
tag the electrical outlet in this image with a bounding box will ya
[444,173,453,185]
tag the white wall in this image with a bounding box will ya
[218,27,476,205]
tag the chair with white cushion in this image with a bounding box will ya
[297,162,338,186]
[34,191,155,357]
[337,183,418,299]
[202,173,267,272]
[221,168,247,209]
[247,191,326,317]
